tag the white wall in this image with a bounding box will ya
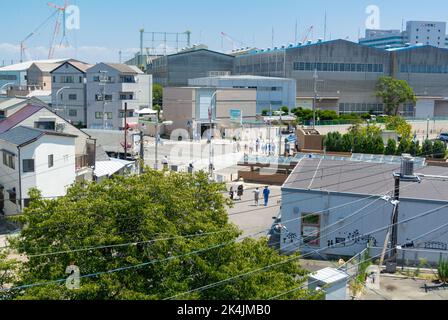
[0,135,76,216]
[280,188,448,264]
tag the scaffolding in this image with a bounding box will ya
[139,29,191,59]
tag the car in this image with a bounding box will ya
[438,133,448,142]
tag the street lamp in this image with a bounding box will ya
[55,86,70,117]
[208,91,218,178]
[0,83,14,95]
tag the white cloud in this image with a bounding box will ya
[0,42,142,65]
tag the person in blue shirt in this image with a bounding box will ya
[263,186,271,207]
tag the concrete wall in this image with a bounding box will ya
[163,87,195,137]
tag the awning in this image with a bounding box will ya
[94,159,134,178]
[135,108,158,115]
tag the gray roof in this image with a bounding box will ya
[103,63,144,74]
[283,158,448,202]
[0,126,77,147]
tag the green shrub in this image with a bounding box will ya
[372,136,385,155]
[422,140,433,157]
[385,139,397,155]
[433,140,447,159]
[437,259,448,283]
[397,138,411,155]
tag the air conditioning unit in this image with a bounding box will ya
[56,123,66,132]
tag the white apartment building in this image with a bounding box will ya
[51,61,93,127]
[360,20,448,49]
[0,126,76,216]
[86,63,152,130]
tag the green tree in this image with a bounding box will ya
[7,171,313,300]
[280,106,290,115]
[372,136,385,155]
[433,140,447,159]
[385,139,397,156]
[421,139,434,157]
[341,134,354,153]
[153,84,163,107]
[397,138,411,155]
[0,250,18,300]
[385,116,412,140]
[409,140,420,157]
[376,77,416,116]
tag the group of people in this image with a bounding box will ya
[234,138,279,156]
[229,182,271,207]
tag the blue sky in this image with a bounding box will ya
[1,0,448,63]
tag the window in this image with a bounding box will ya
[7,189,16,204]
[301,214,321,246]
[120,75,135,83]
[68,94,77,101]
[35,121,55,130]
[53,76,56,82]
[48,155,54,168]
[95,112,103,119]
[3,151,15,169]
[69,109,77,117]
[23,159,35,173]
[79,76,83,83]
[60,76,74,83]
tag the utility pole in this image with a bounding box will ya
[124,103,128,160]
[139,130,145,175]
[390,173,401,264]
[208,91,218,178]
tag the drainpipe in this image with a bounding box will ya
[17,146,22,213]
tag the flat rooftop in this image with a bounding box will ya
[283,158,448,202]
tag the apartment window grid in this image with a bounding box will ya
[293,62,384,73]
[339,102,384,114]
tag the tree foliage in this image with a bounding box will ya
[376,77,416,116]
[385,116,412,140]
[385,139,397,156]
[153,84,163,107]
[6,171,314,300]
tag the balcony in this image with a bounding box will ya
[75,154,89,170]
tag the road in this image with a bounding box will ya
[226,183,282,239]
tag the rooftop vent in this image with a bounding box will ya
[297,42,303,46]
[317,38,323,43]
[399,154,421,182]
[307,40,313,45]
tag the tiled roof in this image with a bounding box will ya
[0,104,44,134]
[0,126,76,147]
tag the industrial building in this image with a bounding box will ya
[148,48,235,87]
[279,155,448,265]
[188,75,296,113]
[234,39,448,117]
[163,87,257,139]
[359,21,448,49]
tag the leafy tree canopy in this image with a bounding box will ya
[6,170,315,301]
[376,77,416,116]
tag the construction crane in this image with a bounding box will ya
[302,25,314,43]
[47,1,70,59]
[221,32,248,51]
[20,9,59,62]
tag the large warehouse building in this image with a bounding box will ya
[148,39,448,117]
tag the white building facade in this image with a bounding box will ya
[360,20,448,49]
[0,126,76,216]
[86,63,152,130]
[188,75,296,114]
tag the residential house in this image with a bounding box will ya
[0,104,96,182]
[86,63,152,130]
[51,61,93,127]
[0,126,76,216]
